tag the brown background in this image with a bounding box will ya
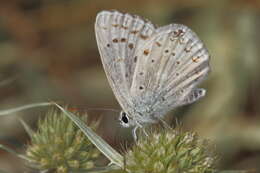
[0,0,260,172]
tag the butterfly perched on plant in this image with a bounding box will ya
[95,10,210,139]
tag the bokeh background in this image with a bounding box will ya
[0,0,260,172]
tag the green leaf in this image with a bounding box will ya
[0,102,52,117]
[54,103,124,168]
[19,118,34,137]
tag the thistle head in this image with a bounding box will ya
[25,108,100,173]
[125,128,217,173]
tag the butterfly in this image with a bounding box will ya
[95,10,210,139]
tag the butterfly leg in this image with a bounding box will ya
[132,126,139,141]
[157,117,171,129]
[142,128,148,137]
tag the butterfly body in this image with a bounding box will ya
[95,10,210,136]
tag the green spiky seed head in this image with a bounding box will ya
[125,128,217,173]
[25,108,100,173]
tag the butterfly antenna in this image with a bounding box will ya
[68,107,120,113]
[87,108,120,113]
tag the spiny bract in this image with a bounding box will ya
[125,128,217,173]
[25,108,100,173]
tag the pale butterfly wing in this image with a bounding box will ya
[95,10,210,128]
[95,10,156,113]
[130,24,210,118]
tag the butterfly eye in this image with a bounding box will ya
[120,111,129,124]
[139,86,144,90]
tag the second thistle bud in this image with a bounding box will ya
[125,128,217,173]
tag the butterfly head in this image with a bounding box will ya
[119,111,135,128]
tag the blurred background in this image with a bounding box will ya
[0,0,260,172]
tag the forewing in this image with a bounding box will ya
[130,24,210,116]
[95,10,155,111]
